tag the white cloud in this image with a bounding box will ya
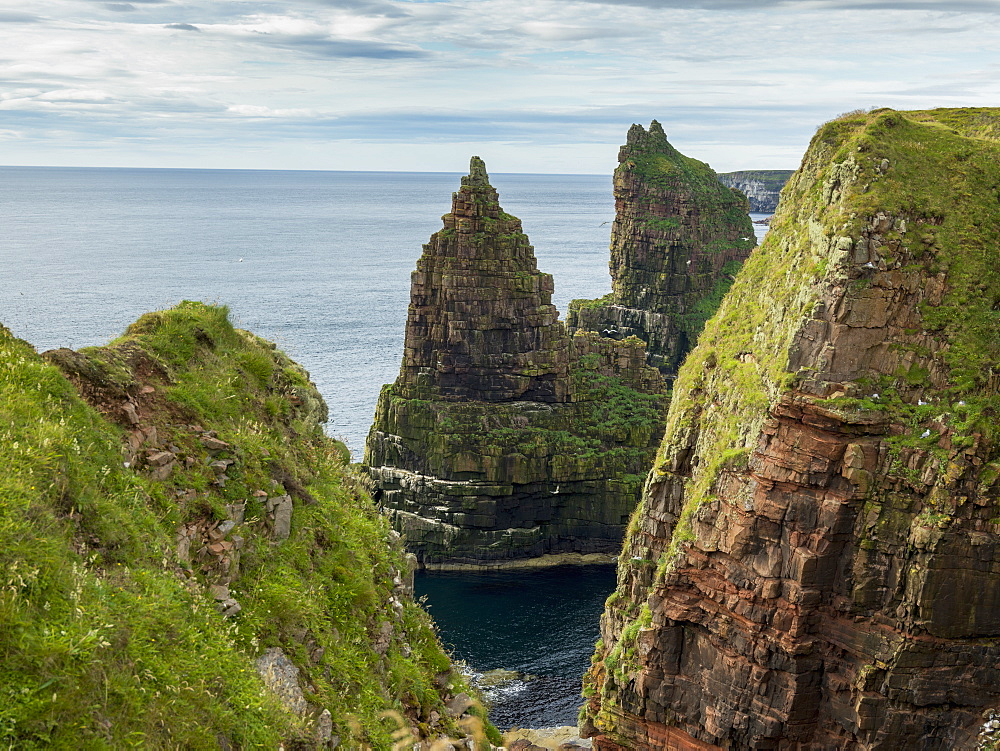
[226,103,317,117]
[0,0,998,171]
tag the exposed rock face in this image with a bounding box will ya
[567,121,756,378]
[366,158,667,566]
[582,108,1000,749]
[717,169,794,213]
[400,157,572,404]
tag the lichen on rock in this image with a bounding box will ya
[567,121,757,378]
[365,157,667,567]
[583,108,1000,750]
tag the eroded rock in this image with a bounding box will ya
[365,158,667,566]
[254,647,307,716]
[583,108,1000,750]
[568,121,757,378]
[266,495,293,541]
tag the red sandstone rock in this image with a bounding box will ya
[583,109,1000,750]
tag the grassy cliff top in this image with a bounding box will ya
[676,107,996,439]
[586,105,1000,751]
[813,107,1000,414]
[618,120,745,208]
[0,302,489,748]
[642,106,1000,565]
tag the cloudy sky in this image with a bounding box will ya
[1,0,999,174]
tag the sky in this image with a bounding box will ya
[1,0,999,174]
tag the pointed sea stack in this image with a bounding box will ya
[568,121,757,377]
[398,156,571,403]
[582,108,1000,749]
[365,158,667,567]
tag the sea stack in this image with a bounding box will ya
[568,121,757,377]
[365,157,667,567]
[395,156,571,404]
[582,108,1000,749]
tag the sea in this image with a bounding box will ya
[0,165,770,730]
[414,565,618,731]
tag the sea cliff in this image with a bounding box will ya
[717,169,794,213]
[365,158,667,567]
[0,302,496,748]
[582,107,1000,749]
[567,121,757,378]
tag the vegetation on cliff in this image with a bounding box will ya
[366,158,667,566]
[584,108,1000,749]
[0,301,494,748]
[567,121,757,377]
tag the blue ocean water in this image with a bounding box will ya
[415,565,617,730]
[0,166,619,456]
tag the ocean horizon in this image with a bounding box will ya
[1,165,622,456]
[1,165,769,455]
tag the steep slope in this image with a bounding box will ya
[365,158,667,567]
[717,169,795,212]
[0,302,496,749]
[582,108,1000,749]
[567,121,757,377]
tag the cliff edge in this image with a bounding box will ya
[582,108,1000,749]
[0,302,496,748]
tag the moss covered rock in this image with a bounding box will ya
[0,301,496,749]
[583,108,1000,750]
[567,121,757,377]
[366,159,667,567]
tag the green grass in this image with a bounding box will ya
[0,302,484,748]
[370,339,666,489]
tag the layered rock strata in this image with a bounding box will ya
[366,158,667,567]
[582,108,1000,749]
[717,169,795,213]
[567,121,756,378]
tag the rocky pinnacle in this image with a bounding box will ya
[365,158,667,566]
[398,156,571,403]
[568,121,756,377]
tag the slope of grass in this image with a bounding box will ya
[0,301,490,748]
